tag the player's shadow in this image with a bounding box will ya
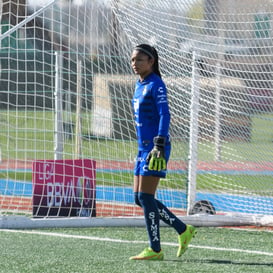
[202,259,273,267]
[167,259,273,267]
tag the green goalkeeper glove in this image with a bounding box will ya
[146,136,167,171]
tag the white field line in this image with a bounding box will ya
[1,229,273,257]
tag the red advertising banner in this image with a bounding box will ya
[32,159,96,217]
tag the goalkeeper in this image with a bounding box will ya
[130,44,196,261]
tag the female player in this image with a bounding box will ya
[130,44,196,261]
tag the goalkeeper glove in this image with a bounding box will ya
[146,136,167,171]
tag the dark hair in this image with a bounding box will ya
[134,44,161,78]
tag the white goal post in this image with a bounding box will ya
[1,0,273,228]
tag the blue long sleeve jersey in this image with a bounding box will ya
[132,73,171,151]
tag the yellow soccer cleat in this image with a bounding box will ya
[129,247,164,261]
[177,225,197,257]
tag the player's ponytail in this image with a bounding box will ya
[151,46,161,78]
[134,44,162,78]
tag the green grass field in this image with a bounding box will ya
[1,227,272,273]
[3,169,273,194]
[1,111,273,199]
[1,111,273,161]
[1,113,273,272]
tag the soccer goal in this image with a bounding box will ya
[1,0,273,229]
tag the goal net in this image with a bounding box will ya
[1,0,273,228]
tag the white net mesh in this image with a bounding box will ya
[0,0,273,227]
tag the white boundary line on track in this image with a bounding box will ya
[1,229,273,257]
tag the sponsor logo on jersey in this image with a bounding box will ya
[133,98,139,113]
[158,86,164,93]
[142,86,148,96]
